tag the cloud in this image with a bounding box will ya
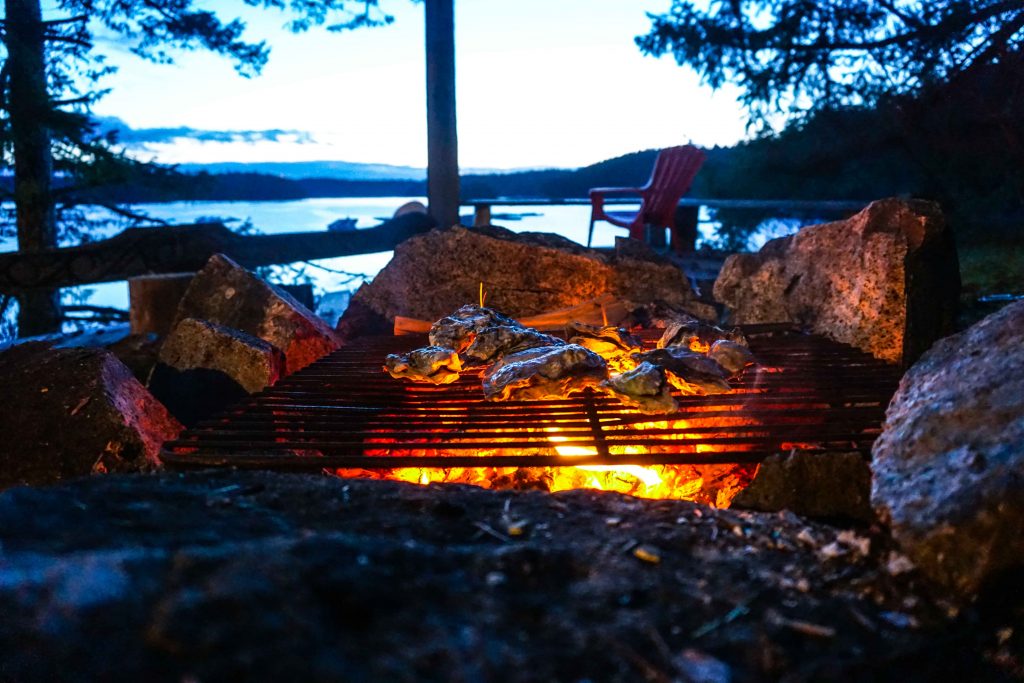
[93,116,315,146]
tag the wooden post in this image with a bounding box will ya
[473,204,491,227]
[128,273,195,335]
[672,205,700,253]
[425,0,460,228]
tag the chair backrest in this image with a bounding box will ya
[641,145,706,226]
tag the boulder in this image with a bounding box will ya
[173,254,340,375]
[338,226,714,338]
[0,344,181,489]
[149,318,285,426]
[713,198,959,365]
[871,300,1024,597]
[731,451,873,522]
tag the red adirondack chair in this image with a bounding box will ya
[587,145,706,249]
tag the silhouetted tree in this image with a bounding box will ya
[638,0,1024,126]
[1,0,395,335]
[639,1,1024,243]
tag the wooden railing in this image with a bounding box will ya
[0,212,435,292]
[0,196,869,293]
[462,197,868,227]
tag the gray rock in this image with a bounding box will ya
[871,300,1024,597]
[731,451,873,522]
[339,225,714,336]
[149,318,285,426]
[173,254,340,375]
[0,344,181,489]
[713,198,959,364]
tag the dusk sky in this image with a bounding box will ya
[86,0,749,170]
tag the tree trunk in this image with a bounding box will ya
[424,0,460,229]
[5,0,60,335]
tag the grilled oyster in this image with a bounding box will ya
[429,305,519,352]
[601,362,678,414]
[658,321,747,353]
[567,321,643,355]
[708,339,757,378]
[384,346,462,384]
[463,325,564,365]
[633,347,732,395]
[483,344,607,401]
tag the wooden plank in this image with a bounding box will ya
[0,212,436,291]
[425,0,460,228]
[393,293,629,335]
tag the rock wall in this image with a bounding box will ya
[713,198,959,364]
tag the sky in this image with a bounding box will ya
[83,0,750,170]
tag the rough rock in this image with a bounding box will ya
[871,299,1024,597]
[149,318,285,426]
[339,226,714,338]
[731,451,874,522]
[713,198,959,364]
[173,254,340,374]
[0,344,181,489]
[0,471,992,682]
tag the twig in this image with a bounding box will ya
[472,521,511,543]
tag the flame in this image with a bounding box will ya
[546,429,663,489]
[334,328,765,506]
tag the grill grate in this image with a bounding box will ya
[161,325,901,471]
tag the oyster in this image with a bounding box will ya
[483,344,607,401]
[384,346,462,384]
[708,339,757,378]
[633,347,732,395]
[463,325,565,365]
[601,362,679,414]
[658,321,747,353]
[429,305,519,353]
[625,302,700,330]
[567,321,643,354]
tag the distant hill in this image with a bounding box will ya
[23,148,687,205]
[86,149,667,203]
[176,160,535,182]
[178,160,427,181]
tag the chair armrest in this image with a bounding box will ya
[589,187,644,219]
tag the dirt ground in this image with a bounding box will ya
[0,471,1020,682]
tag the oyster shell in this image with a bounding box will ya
[601,362,679,414]
[428,305,519,352]
[483,344,607,401]
[658,321,747,352]
[633,347,732,395]
[463,325,565,365]
[384,346,462,384]
[567,321,643,353]
[708,339,757,378]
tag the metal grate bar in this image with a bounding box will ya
[162,326,899,471]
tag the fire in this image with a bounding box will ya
[340,414,758,506]
[335,323,764,506]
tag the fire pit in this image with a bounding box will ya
[162,323,900,504]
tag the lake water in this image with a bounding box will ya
[0,197,806,318]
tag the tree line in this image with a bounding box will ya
[2,0,1022,336]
